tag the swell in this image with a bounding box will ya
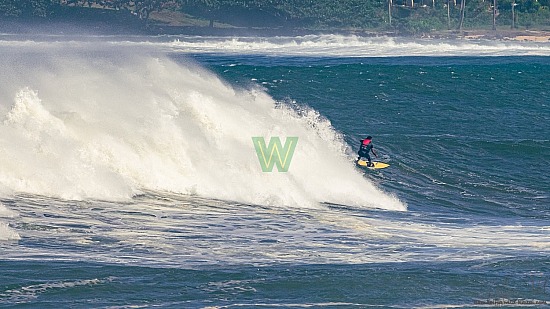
[0,44,405,211]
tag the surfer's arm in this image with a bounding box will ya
[372,148,378,157]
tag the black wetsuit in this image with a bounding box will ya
[358,139,374,165]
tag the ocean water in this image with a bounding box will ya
[0,35,549,308]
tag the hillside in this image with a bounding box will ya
[0,0,549,38]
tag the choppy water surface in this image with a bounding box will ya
[1,35,549,308]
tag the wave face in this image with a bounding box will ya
[0,45,405,210]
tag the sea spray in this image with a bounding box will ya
[0,46,405,210]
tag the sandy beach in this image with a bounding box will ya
[457,29,550,42]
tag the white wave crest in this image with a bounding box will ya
[162,35,550,57]
[1,34,549,57]
[0,222,19,241]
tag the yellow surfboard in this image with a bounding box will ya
[356,159,390,169]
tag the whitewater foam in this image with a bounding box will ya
[0,278,108,302]
[0,44,405,210]
[1,34,549,57]
[0,203,18,218]
[0,222,19,241]
[0,203,19,241]
[162,35,550,57]
[0,202,19,241]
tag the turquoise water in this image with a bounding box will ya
[0,37,549,308]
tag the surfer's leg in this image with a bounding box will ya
[366,154,373,167]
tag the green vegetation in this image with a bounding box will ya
[0,0,58,17]
[1,0,549,34]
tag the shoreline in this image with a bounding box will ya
[422,29,550,42]
[143,24,550,42]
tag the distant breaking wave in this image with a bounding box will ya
[1,34,549,57]
[0,42,405,211]
[161,35,550,57]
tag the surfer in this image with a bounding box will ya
[357,136,377,167]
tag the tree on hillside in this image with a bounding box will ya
[1,0,549,31]
[133,0,178,23]
[0,0,20,16]
[388,0,392,25]
[182,0,286,28]
[492,0,497,30]
[65,0,177,24]
[511,0,516,28]
[0,0,59,17]
[458,0,466,29]
[181,0,221,27]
